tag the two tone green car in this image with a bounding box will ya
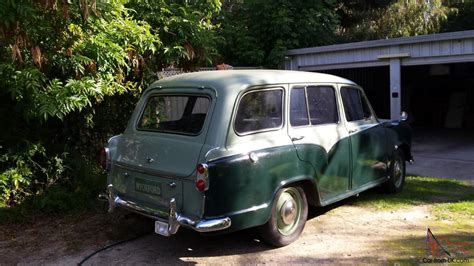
[100,70,412,246]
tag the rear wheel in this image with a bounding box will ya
[259,186,308,247]
[382,149,406,193]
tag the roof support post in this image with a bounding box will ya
[390,58,401,120]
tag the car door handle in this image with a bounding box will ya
[291,136,305,141]
[348,129,359,134]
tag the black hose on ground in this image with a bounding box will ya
[77,233,151,266]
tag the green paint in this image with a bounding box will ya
[349,124,389,188]
[109,166,185,214]
[204,145,315,231]
[293,139,351,201]
[104,71,413,236]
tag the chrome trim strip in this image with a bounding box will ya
[224,203,269,217]
[204,146,221,160]
[103,185,231,235]
[347,122,381,137]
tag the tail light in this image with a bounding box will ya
[195,163,209,191]
[100,147,111,171]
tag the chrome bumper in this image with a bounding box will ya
[99,184,231,236]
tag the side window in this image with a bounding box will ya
[290,87,309,126]
[290,86,338,127]
[235,89,283,134]
[306,86,338,125]
[341,87,372,122]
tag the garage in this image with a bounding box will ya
[285,30,474,124]
[317,63,474,129]
[285,30,474,181]
[402,63,474,129]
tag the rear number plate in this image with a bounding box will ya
[135,178,162,196]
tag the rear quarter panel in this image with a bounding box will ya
[204,144,315,232]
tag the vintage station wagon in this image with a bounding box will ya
[100,70,412,246]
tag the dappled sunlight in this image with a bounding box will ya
[353,176,474,209]
[2,176,472,264]
[169,204,436,264]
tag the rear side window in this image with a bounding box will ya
[235,89,283,134]
[341,87,372,122]
[137,95,210,135]
[290,86,338,126]
[307,86,338,125]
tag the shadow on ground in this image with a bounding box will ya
[81,176,474,264]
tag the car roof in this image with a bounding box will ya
[149,70,357,93]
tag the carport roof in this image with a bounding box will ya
[287,30,474,55]
[285,30,474,71]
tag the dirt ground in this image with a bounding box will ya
[2,195,470,265]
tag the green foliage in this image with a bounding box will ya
[30,157,106,214]
[337,0,454,41]
[377,0,451,38]
[0,143,67,206]
[0,0,158,121]
[0,158,106,223]
[442,1,474,32]
[0,0,159,209]
[126,0,221,69]
[218,0,339,68]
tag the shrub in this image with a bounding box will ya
[0,143,67,206]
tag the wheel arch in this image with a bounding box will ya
[398,143,412,162]
[276,176,322,208]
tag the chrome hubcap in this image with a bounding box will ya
[280,199,297,225]
[276,188,302,236]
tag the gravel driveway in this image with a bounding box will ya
[1,199,449,265]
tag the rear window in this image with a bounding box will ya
[137,95,210,135]
[235,89,283,134]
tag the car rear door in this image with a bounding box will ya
[287,84,351,202]
[110,89,214,217]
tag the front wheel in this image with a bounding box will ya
[258,186,308,247]
[382,149,406,193]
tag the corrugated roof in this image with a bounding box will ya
[287,30,474,56]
